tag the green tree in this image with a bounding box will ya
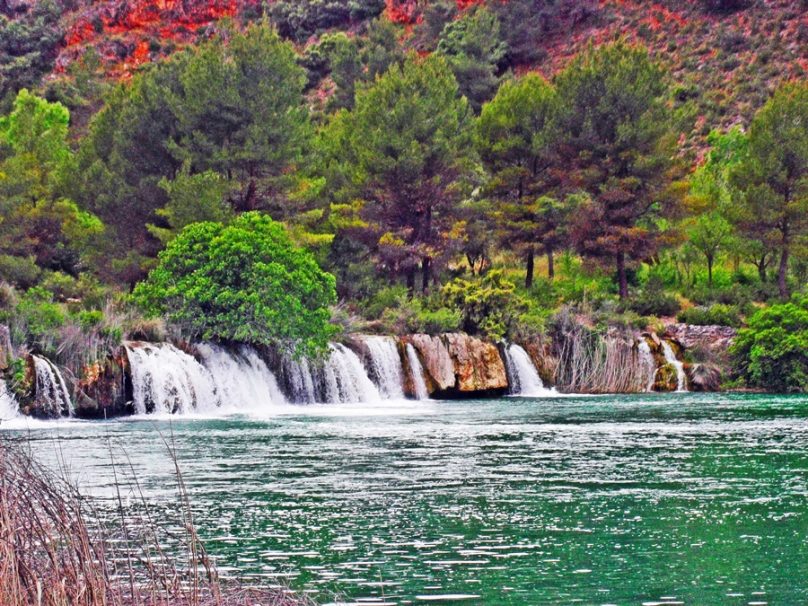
[0,1,63,109]
[688,211,733,287]
[476,74,560,286]
[321,53,474,293]
[730,83,808,299]
[147,164,233,245]
[436,6,506,113]
[731,295,808,392]
[442,269,524,340]
[134,212,337,358]
[76,22,311,285]
[0,90,102,283]
[555,41,678,299]
[327,19,404,111]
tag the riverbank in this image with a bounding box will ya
[0,319,738,421]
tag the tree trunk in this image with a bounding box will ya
[616,250,628,299]
[778,246,789,299]
[406,266,416,296]
[422,258,431,294]
[525,248,534,289]
[707,254,714,288]
[547,249,554,280]
[757,258,767,283]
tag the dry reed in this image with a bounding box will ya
[0,435,314,606]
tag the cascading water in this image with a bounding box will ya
[503,344,553,396]
[32,355,73,417]
[196,343,286,410]
[125,343,218,415]
[324,344,380,403]
[0,379,19,422]
[637,339,657,392]
[362,336,405,399]
[405,344,429,400]
[282,355,318,403]
[661,340,688,392]
[281,343,381,404]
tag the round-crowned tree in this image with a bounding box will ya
[134,212,337,358]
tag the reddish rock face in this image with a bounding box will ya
[403,333,508,397]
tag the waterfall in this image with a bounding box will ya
[282,355,318,403]
[503,344,553,396]
[324,344,380,403]
[196,343,286,410]
[125,343,218,414]
[281,343,380,404]
[0,379,19,422]
[638,339,657,392]
[362,336,405,399]
[405,344,429,400]
[661,340,688,392]
[32,355,73,417]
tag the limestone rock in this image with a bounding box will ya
[664,324,736,356]
[73,347,131,418]
[442,333,508,394]
[0,324,11,371]
[405,334,456,392]
[687,363,723,392]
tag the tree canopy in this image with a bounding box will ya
[134,212,337,358]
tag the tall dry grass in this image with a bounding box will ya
[0,436,314,606]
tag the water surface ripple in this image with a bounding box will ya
[12,393,808,605]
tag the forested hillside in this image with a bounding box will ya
[0,0,806,392]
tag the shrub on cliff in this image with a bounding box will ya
[730,295,808,392]
[133,213,337,358]
[442,270,524,340]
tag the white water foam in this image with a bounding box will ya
[503,344,556,397]
[125,342,218,414]
[661,340,688,392]
[32,355,73,417]
[196,343,287,411]
[0,379,20,423]
[637,339,657,393]
[362,336,405,399]
[406,344,430,400]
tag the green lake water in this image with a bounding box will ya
[8,393,808,605]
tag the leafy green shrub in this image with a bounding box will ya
[133,213,337,358]
[365,284,410,320]
[629,277,680,317]
[0,254,41,289]
[442,270,524,340]
[378,295,461,335]
[731,296,808,392]
[678,303,742,327]
[13,287,66,351]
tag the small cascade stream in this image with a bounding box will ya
[362,336,405,399]
[323,344,380,403]
[0,379,19,422]
[125,343,218,414]
[405,344,429,400]
[661,340,688,392]
[503,344,554,397]
[32,355,73,417]
[196,343,287,410]
[637,339,657,392]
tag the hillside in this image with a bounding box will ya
[2,0,805,148]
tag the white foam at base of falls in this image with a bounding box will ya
[362,336,405,399]
[125,343,218,414]
[32,355,73,417]
[196,343,287,410]
[503,344,555,397]
[661,340,688,392]
[0,379,19,422]
[406,344,429,400]
[283,355,318,403]
[637,339,657,392]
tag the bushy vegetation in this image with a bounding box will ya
[134,213,337,358]
[731,296,808,392]
[0,10,804,391]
